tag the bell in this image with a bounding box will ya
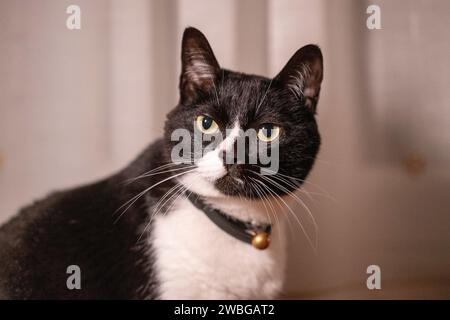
[251,232,271,250]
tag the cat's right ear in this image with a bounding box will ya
[275,45,323,114]
[179,27,220,105]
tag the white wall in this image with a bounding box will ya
[0,0,112,215]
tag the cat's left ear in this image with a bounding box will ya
[275,45,323,113]
[179,27,220,104]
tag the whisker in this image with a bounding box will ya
[260,168,335,201]
[152,183,184,218]
[255,79,273,114]
[249,176,295,243]
[268,174,316,204]
[114,168,197,224]
[249,180,284,249]
[256,173,319,244]
[122,162,185,185]
[125,165,197,184]
[249,180,272,226]
[163,185,189,217]
[211,80,220,106]
[137,184,188,242]
[250,176,317,252]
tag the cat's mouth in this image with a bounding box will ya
[214,164,270,198]
[177,163,253,198]
[178,162,299,201]
[215,175,248,196]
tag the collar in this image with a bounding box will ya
[186,192,272,250]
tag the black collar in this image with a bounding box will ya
[186,192,272,250]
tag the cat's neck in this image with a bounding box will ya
[200,194,288,226]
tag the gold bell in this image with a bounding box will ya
[251,232,271,250]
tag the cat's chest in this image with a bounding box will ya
[150,197,287,299]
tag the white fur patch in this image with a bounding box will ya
[151,196,287,299]
[181,122,240,197]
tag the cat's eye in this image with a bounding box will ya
[257,124,280,142]
[196,115,219,134]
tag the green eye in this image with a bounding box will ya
[257,124,280,142]
[196,115,219,134]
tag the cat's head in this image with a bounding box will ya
[164,27,323,199]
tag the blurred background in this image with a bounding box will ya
[0,0,449,298]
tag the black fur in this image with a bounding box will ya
[0,27,323,299]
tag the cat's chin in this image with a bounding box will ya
[214,174,257,198]
[177,173,226,198]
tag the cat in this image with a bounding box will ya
[0,27,323,299]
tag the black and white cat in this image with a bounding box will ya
[0,27,323,299]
